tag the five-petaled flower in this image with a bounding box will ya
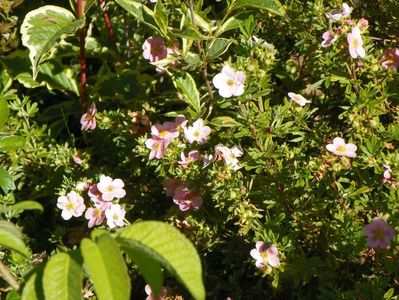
[347,26,365,59]
[363,219,395,249]
[321,30,336,48]
[142,36,168,63]
[105,204,126,229]
[215,144,243,171]
[173,182,203,211]
[85,202,110,228]
[184,118,212,144]
[250,241,280,269]
[212,65,246,98]
[178,150,201,167]
[80,102,97,131]
[325,3,352,22]
[97,175,126,201]
[57,191,86,220]
[145,284,167,300]
[288,92,311,106]
[326,137,357,158]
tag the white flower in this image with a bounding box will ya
[212,65,246,98]
[215,144,243,171]
[347,26,365,59]
[288,92,311,106]
[97,175,126,201]
[325,3,352,22]
[326,137,357,158]
[184,118,211,144]
[57,191,86,220]
[105,204,126,229]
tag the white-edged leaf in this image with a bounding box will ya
[20,5,84,79]
[81,234,131,300]
[232,0,286,16]
[43,253,82,300]
[119,221,205,300]
[172,72,201,113]
[206,38,232,61]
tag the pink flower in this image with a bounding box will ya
[175,115,188,130]
[145,284,167,300]
[80,102,97,131]
[88,184,104,204]
[57,191,86,220]
[151,122,180,142]
[326,137,357,158]
[250,241,280,269]
[142,36,168,62]
[321,30,336,48]
[383,164,392,180]
[184,118,211,144]
[212,65,246,98]
[105,204,126,229]
[288,92,311,106]
[145,137,167,160]
[363,219,395,249]
[163,178,184,197]
[347,26,365,59]
[178,150,200,167]
[173,183,203,211]
[97,175,126,201]
[325,3,352,22]
[72,155,83,165]
[381,48,399,69]
[84,202,111,228]
[215,144,243,171]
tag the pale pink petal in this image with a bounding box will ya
[267,255,280,267]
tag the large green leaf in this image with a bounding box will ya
[0,50,79,95]
[114,0,160,34]
[0,136,25,152]
[43,253,82,300]
[119,221,205,300]
[21,266,45,300]
[11,201,44,213]
[232,0,285,16]
[172,72,201,114]
[0,221,29,257]
[0,99,9,130]
[81,234,131,300]
[206,38,232,61]
[20,5,84,79]
[0,167,15,193]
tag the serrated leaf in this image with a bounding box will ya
[43,253,82,300]
[20,5,84,79]
[0,221,29,257]
[232,0,285,16]
[119,221,205,300]
[0,167,15,193]
[11,201,43,213]
[172,72,201,113]
[119,239,163,298]
[206,39,232,61]
[0,99,9,130]
[81,234,131,300]
[114,0,160,34]
[210,116,241,128]
[0,136,25,152]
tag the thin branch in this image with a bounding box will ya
[0,260,19,291]
[77,0,87,112]
[98,0,119,56]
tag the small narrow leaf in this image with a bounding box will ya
[0,99,9,130]
[0,221,29,257]
[20,5,84,79]
[119,221,205,300]
[172,72,201,113]
[11,201,44,213]
[232,0,285,16]
[43,253,82,300]
[0,167,15,193]
[81,234,131,300]
[0,136,25,152]
[210,116,241,128]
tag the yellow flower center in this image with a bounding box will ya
[336,145,346,153]
[226,79,235,86]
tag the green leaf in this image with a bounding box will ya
[114,0,160,34]
[21,266,45,300]
[81,234,131,300]
[43,253,82,300]
[0,69,12,95]
[0,167,15,193]
[154,2,168,36]
[5,291,21,300]
[210,116,241,128]
[214,12,252,37]
[0,99,9,130]
[119,239,163,298]
[0,136,25,152]
[0,221,29,257]
[11,201,44,213]
[119,221,205,300]
[20,5,84,79]
[206,38,232,61]
[232,0,285,16]
[172,72,201,113]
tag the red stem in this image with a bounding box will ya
[98,0,119,55]
[77,0,87,112]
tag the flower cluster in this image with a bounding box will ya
[57,175,127,229]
